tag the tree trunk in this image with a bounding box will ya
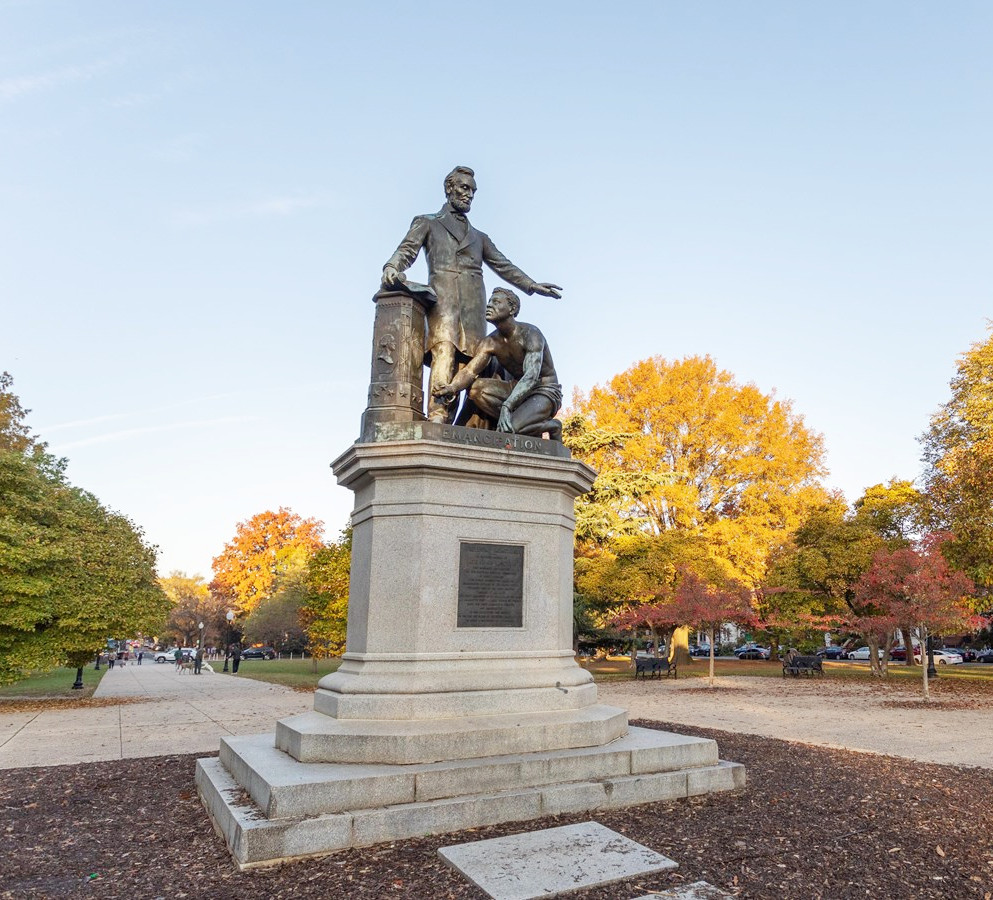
[670,624,692,669]
[901,623,918,666]
[867,635,882,677]
[708,625,716,687]
[878,632,895,677]
[921,623,931,702]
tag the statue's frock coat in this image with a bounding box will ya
[384,206,537,356]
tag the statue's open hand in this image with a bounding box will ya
[497,406,515,433]
[533,282,563,299]
[381,265,405,287]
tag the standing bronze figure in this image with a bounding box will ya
[382,166,562,424]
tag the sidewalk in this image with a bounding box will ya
[600,676,993,769]
[0,661,311,769]
[3,667,990,771]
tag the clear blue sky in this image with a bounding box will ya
[3,1,991,579]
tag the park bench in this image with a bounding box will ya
[782,654,823,678]
[635,656,677,679]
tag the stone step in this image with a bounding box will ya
[220,726,722,820]
[276,703,629,765]
[196,728,745,869]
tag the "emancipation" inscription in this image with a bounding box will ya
[457,542,525,628]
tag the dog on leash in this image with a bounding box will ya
[177,658,195,674]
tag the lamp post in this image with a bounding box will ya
[926,633,938,679]
[222,610,234,672]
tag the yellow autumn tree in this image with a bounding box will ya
[211,507,325,615]
[571,355,829,586]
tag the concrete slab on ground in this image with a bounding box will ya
[438,821,678,899]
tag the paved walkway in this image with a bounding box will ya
[0,662,311,769]
[2,667,990,771]
[600,676,993,769]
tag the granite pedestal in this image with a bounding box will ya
[198,433,745,867]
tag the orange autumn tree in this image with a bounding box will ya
[211,507,325,616]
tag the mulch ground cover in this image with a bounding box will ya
[2,720,991,899]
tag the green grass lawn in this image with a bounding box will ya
[0,665,107,699]
[217,656,343,689]
[580,655,993,686]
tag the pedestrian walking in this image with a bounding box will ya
[137,650,143,666]
[108,652,116,670]
[230,644,241,674]
[194,647,203,675]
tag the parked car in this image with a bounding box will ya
[735,645,771,660]
[931,648,963,665]
[977,650,993,664]
[889,645,922,662]
[241,646,277,660]
[847,646,884,661]
[689,645,711,657]
[952,647,977,662]
[816,646,848,660]
[154,648,195,663]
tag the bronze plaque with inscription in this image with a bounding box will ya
[457,542,524,628]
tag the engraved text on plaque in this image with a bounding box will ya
[457,542,524,628]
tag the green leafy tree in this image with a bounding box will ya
[765,485,921,675]
[301,530,351,661]
[0,371,43,454]
[0,374,168,685]
[922,326,993,591]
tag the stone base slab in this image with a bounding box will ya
[438,821,678,899]
[276,703,629,765]
[197,726,745,869]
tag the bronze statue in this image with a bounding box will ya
[382,166,562,424]
[433,288,562,441]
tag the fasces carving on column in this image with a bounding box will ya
[360,287,433,441]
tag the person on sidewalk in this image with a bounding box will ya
[230,644,241,674]
[136,650,143,666]
[194,647,203,675]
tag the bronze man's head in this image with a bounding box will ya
[486,287,521,322]
[444,165,476,214]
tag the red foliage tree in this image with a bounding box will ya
[610,567,756,685]
[855,534,979,699]
[671,570,756,685]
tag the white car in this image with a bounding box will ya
[848,646,885,660]
[931,648,964,665]
[154,648,196,663]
